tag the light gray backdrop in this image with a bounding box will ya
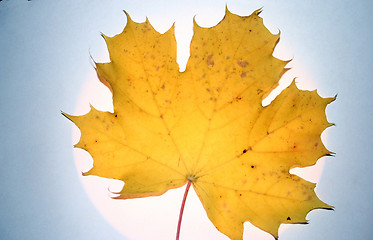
[1,0,372,239]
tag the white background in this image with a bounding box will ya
[1,0,372,239]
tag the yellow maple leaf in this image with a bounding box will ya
[63,8,334,240]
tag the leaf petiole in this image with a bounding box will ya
[176,180,192,240]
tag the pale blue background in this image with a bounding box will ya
[1,0,372,239]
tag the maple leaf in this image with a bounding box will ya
[63,8,334,240]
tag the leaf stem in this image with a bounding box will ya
[176,180,192,240]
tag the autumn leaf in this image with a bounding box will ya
[63,8,334,240]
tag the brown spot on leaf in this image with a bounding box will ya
[206,54,214,66]
[237,60,248,67]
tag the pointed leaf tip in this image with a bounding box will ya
[61,111,74,123]
[255,7,263,15]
